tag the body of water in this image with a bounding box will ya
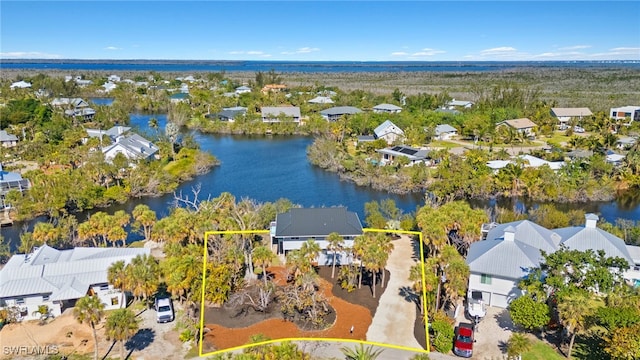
[2,60,639,73]
[2,113,639,249]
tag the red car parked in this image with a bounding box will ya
[453,322,475,358]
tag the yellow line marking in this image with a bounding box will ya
[199,228,430,357]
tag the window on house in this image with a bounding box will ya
[481,274,492,285]
[99,284,109,291]
[43,295,50,302]
[16,298,25,305]
[111,297,119,306]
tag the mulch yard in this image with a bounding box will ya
[203,264,390,352]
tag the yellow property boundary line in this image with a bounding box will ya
[199,229,430,357]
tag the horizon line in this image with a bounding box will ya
[2,58,640,63]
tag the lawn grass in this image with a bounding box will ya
[522,340,565,360]
[427,140,461,149]
[542,132,573,148]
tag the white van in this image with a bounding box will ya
[155,297,174,323]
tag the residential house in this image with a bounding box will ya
[107,75,121,82]
[65,76,92,87]
[497,118,537,137]
[374,120,404,144]
[170,93,190,103]
[0,245,149,321]
[486,154,565,172]
[616,136,637,150]
[447,99,474,109]
[434,124,458,141]
[261,84,288,93]
[605,150,625,166]
[320,106,362,121]
[100,82,117,93]
[85,126,131,143]
[10,81,32,89]
[205,106,247,122]
[0,130,18,148]
[101,133,159,163]
[466,214,637,308]
[0,164,30,209]
[51,98,96,121]
[308,96,334,104]
[261,106,301,123]
[235,86,251,95]
[610,106,640,126]
[270,207,363,265]
[377,145,430,166]
[373,103,402,114]
[551,107,593,130]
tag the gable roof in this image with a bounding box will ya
[320,106,362,116]
[261,106,301,118]
[10,81,32,89]
[485,220,561,253]
[102,133,158,160]
[374,120,404,137]
[467,239,542,279]
[0,245,149,299]
[377,145,429,161]
[308,96,334,104]
[86,126,130,140]
[373,103,402,111]
[555,226,634,265]
[0,130,18,142]
[499,118,537,129]
[275,207,363,237]
[551,107,593,117]
[434,124,458,136]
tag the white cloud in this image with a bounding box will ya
[609,47,640,53]
[228,50,271,58]
[280,47,320,55]
[104,46,120,51]
[246,50,264,55]
[410,48,446,57]
[0,51,62,59]
[558,45,591,50]
[480,46,517,55]
[391,52,408,56]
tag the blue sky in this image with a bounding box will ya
[1,1,639,61]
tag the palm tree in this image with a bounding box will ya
[300,239,321,266]
[326,232,344,278]
[105,308,139,360]
[340,343,385,360]
[507,332,532,360]
[107,260,128,292]
[74,295,105,360]
[252,245,275,285]
[557,292,602,358]
[126,254,160,303]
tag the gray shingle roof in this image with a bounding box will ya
[275,207,363,237]
[373,103,402,111]
[0,130,18,142]
[434,124,458,136]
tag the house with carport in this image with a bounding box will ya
[466,214,638,308]
[270,207,363,265]
[0,245,149,321]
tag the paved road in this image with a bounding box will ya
[365,235,422,350]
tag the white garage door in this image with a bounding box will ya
[491,293,509,308]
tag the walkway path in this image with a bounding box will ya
[366,235,422,350]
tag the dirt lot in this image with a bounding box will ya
[202,265,389,353]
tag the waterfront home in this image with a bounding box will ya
[610,105,640,126]
[320,106,362,121]
[497,118,537,137]
[85,126,131,143]
[270,207,363,265]
[261,106,301,123]
[0,164,30,209]
[373,103,402,114]
[308,96,334,104]
[486,154,565,172]
[170,92,190,103]
[101,133,159,163]
[0,130,18,148]
[466,214,638,308]
[0,245,149,321]
[551,107,592,129]
[206,106,247,122]
[377,145,430,166]
[374,120,405,144]
[10,80,32,89]
[434,124,458,141]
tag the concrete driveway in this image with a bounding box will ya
[455,305,515,360]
